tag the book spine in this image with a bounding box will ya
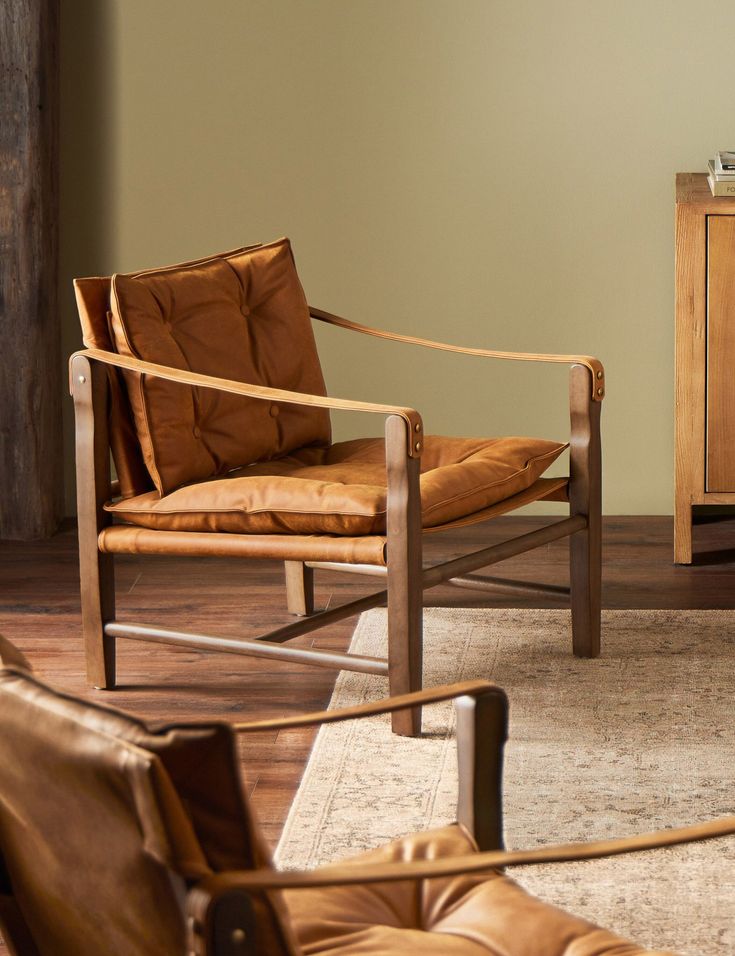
[715,151,735,171]
[708,174,735,197]
[709,161,735,181]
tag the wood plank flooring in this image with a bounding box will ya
[1,514,735,950]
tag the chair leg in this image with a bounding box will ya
[569,364,602,659]
[79,544,117,688]
[570,515,601,658]
[284,561,315,616]
[674,494,693,565]
[387,558,423,736]
[385,414,424,736]
[72,354,116,688]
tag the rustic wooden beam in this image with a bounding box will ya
[0,0,63,539]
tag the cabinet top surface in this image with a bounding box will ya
[677,172,735,210]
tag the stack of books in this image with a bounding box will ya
[707,151,735,196]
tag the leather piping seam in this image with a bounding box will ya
[105,504,387,519]
[124,241,266,280]
[421,445,568,517]
[106,469,555,520]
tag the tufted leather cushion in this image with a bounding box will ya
[109,238,331,495]
[74,244,264,500]
[106,434,567,536]
[284,825,679,956]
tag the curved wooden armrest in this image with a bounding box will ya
[190,815,735,894]
[69,348,423,458]
[310,307,605,402]
[232,679,501,732]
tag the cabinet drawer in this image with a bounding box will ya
[706,215,735,491]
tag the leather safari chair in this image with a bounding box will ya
[0,634,728,956]
[71,238,605,735]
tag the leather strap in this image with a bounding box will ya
[310,307,606,402]
[193,814,735,890]
[71,349,424,458]
[233,679,501,732]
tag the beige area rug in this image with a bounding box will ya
[275,608,735,955]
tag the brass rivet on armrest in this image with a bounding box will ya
[231,928,247,944]
[78,375,86,384]
[415,441,422,452]
[596,370,603,379]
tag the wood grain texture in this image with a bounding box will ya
[71,355,116,687]
[284,561,314,616]
[674,174,735,563]
[569,364,602,657]
[0,0,63,539]
[674,176,709,563]
[675,172,735,212]
[706,215,735,491]
[385,414,423,735]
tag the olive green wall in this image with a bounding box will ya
[60,0,735,514]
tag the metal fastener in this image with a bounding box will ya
[414,422,421,432]
[597,387,604,396]
[415,441,422,452]
[596,370,603,379]
[231,928,247,944]
[78,375,86,384]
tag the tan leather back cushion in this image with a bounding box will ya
[109,238,331,494]
[73,245,263,499]
[0,666,296,956]
[74,274,153,498]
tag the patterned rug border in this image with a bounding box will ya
[276,608,735,956]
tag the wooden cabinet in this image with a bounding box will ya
[675,173,735,562]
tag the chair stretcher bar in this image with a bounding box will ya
[103,516,585,673]
[104,621,389,675]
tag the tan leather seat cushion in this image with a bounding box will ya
[284,824,679,956]
[106,435,567,536]
[109,238,331,495]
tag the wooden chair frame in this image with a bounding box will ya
[70,307,604,736]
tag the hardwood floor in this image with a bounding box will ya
[1,513,735,949]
